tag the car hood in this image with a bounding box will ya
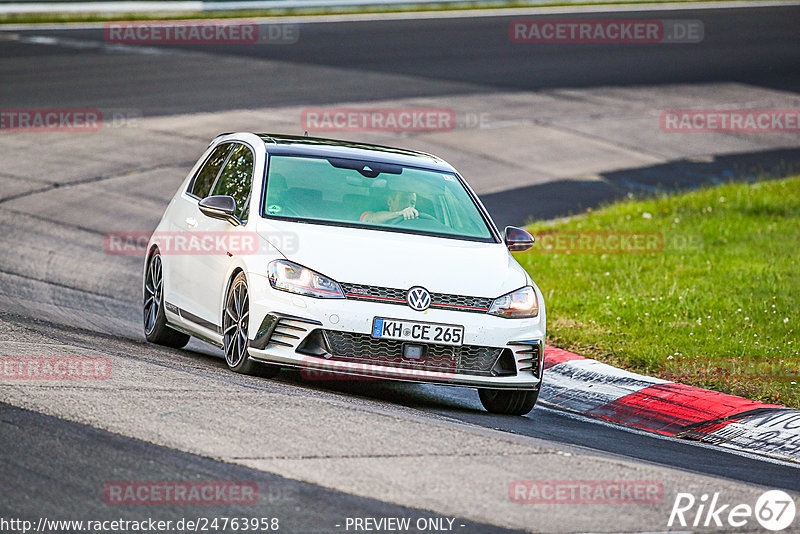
[257,220,529,298]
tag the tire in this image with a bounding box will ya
[222,272,280,378]
[143,251,191,348]
[478,387,539,415]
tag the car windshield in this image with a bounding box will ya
[262,155,494,241]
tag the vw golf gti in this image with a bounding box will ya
[143,133,545,415]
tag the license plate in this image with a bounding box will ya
[372,318,464,346]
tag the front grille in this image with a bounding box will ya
[340,283,493,313]
[319,330,504,376]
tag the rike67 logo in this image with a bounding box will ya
[668,490,796,531]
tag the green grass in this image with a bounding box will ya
[0,0,738,25]
[515,176,800,408]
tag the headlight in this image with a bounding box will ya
[488,286,538,318]
[268,260,344,299]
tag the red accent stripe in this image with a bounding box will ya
[345,294,405,303]
[345,293,488,311]
[543,345,586,370]
[431,302,488,311]
[587,382,783,435]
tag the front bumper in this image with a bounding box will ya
[246,274,545,390]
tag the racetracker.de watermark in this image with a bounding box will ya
[510,19,703,43]
[1,108,141,132]
[104,21,298,44]
[104,481,258,505]
[0,357,111,380]
[301,108,456,132]
[661,109,800,133]
[104,231,299,255]
[509,480,663,504]
[526,231,664,254]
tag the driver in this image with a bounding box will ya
[360,191,418,223]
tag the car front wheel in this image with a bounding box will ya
[478,387,539,415]
[223,272,280,378]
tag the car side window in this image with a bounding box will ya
[210,143,254,222]
[189,144,232,199]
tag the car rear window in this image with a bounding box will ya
[190,143,232,199]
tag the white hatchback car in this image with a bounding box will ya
[143,133,545,415]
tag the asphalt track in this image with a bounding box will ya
[1,4,800,533]
[1,5,799,114]
[0,402,518,533]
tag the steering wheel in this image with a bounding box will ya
[386,212,435,223]
[386,213,446,229]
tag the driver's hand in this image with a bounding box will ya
[399,206,419,219]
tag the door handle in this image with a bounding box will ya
[185,217,197,228]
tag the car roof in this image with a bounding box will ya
[251,133,456,172]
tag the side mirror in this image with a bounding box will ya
[199,195,240,226]
[504,226,535,252]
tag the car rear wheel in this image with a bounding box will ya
[143,251,190,348]
[223,272,280,377]
[478,387,539,415]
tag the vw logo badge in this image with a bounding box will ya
[406,286,431,311]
